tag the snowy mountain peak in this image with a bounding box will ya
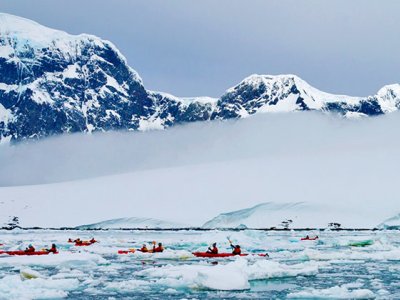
[228,74,361,105]
[215,73,388,118]
[0,13,67,42]
[0,13,142,84]
[1,13,400,142]
[376,84,400,113]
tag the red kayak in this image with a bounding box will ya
[75,241,96,246]
[118,249,136,254]
[301,237,319,241]
[118,249,162,254]
[0,250,58,256]
[192,252,267,258]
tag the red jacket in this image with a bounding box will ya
[153,246,164,253]
[208,246,218,254]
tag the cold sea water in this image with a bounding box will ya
[0,229,399,299]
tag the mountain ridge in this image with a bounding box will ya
[1,13,399,142]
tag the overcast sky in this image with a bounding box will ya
[2,0,399,97]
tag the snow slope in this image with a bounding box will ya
[76,217,186,229]
[202,202,316,229]
[1,112,400,228]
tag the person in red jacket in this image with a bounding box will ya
[153,242,164,253]
[140,244,149,252]
[231,244,241,255]
[207,243,218,254]
[46,244,57,253]
[25,244,35,252]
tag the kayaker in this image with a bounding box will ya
[46,244,57,253]
[140,244,149,252]
[25,244,35,253]
[207,243,218,254]
[231,244,241,255]
[89,238,96,243]
[75,239,83,246]
[153,242,164,253]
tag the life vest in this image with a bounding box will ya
[232,247,241,255]
[153,246,164,253]
[25,246,35,253]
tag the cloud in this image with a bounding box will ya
[0,112,398,187]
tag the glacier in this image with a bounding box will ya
[76,217,186,229]
[1,112,400,229]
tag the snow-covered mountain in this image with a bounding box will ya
[213,74,398,119]
[0,13,213,141]
[1,13,400,142]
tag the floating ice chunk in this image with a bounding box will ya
[51,268,87,279]
[194,262,250,291]
[0,275,79,300]
[104,279,150,292]
[0,252,107,267]
[137,257,320,291]
[138,260,249,291]
[302,248,400,261]
[20,268,43,280]
[164,288,179,294]
[244,260,320,280]
[287,285,375,299]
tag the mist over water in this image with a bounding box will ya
[0,112,399,187]
[1,112,400,227]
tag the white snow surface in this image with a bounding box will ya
[0,103,13,125]
[0,13,142,83]
[203,202,319,229]
[77,217,186,229]
[180,96,219,105]
[1,112,400,228]
[376,84,400,113]
[287,285,375,299]
[149,90,218,106]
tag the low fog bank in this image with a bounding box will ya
[1,112,400,227]
[1,112,400,187]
